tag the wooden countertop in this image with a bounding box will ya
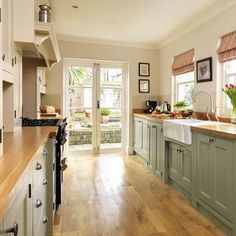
[0,126,57,223]
[133,113,169,123]
[191,122,236,139]
[133,113,236,139]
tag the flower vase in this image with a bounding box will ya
[231,108,236,124]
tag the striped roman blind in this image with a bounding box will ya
[172,49,194,76]
[217,31,236,63]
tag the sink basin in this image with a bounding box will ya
[163,119,207,144]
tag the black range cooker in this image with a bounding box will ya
[22,117,68,209]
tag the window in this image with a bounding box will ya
[174,72,194,107]
[220,59,236,115]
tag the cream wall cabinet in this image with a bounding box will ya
[2,0,14,81]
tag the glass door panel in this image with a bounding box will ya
[67,66,94,152]
[99,67,123,150]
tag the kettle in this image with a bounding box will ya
[161,101,171,112]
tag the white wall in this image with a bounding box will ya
[45,41,158,153]
[45,41,158,111]
[157,4,236,113]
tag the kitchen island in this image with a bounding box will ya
[0,126,57,235]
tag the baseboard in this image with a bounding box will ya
[126,146,134,155]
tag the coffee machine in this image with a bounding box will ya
[145,100,157,113]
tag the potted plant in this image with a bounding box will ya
[222,84,236,123]
[173,101,188,111]
[101,108,110,123]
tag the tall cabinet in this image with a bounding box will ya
[2,0,14,82]
[0,0,3,156]
[1,0,23,135]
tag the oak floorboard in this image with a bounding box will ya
[55,153,225,236]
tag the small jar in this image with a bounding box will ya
[39,4,51,23]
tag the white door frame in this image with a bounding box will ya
[63,58,128,154]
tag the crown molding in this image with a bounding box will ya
[57,34,158,50]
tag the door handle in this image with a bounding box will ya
[0,222,18,235]
[97,100,100,109]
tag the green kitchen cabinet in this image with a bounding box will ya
[149,122,164,178]
[196,133,233,221]
[168,142,192,193]
[134,117,142,154]
[133,117,150,162]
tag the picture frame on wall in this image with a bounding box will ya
[138,63,150,76]
[139,79,150,93]
[196,57,212,83]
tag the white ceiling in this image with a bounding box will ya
[50,0,235,49]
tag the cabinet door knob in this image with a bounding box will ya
[43,217,48,224]
[43,149,48,156]
[36,162,42,170]
[2,54,5,61]
[36,199,43,208]
[0,222,18,235]
[209,138,214,143]
[43,179,48,185]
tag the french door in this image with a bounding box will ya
[65,60,125,154]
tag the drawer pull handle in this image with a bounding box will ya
[43,179,48,185]
[43,149,48,156]
[36,163,42,170]
[36,199,43,208]
[0,222,18,235]
[43,217,48,224]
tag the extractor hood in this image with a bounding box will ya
[13,1,60,69]
[15,22,60,69]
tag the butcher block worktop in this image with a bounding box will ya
[133,113,167,123]
[191,122,236,139]
[133,113,236,139]
[0,126,57,223]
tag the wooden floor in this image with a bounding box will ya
[54,153,225,236]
